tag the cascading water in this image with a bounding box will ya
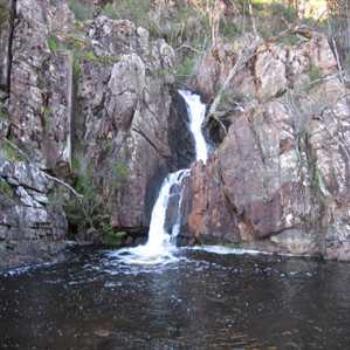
[179,90,208,164]
[111,90,208,264]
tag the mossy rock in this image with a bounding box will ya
[0,1,9,28]
[0,178,13,198]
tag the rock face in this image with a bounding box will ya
[183,32,350,260]
[0,0,193,267]
[74,16,193,232]
[8,0,73,171]
[0,0,12,91]
[0,156,67,269]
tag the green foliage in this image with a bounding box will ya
[73,51,82,79]
[113,161,128,185]
[176,56,196,81]
[101,3,118,19]
[2,142,24,162]
[220,20,241,40]
[48,35,59,53]
[309,64,322,82]
[103,229,127,247]
[68,0,94,21]
[0,178,12,198]
[84,50,98,62]
[0,1,8,27]
[101,0,151,27]
[62,157,129,245]
[82,50,120,65]
[64,171,100,233]
[279,33,301,46]
[42,106,51,128]
[0,101,7,120]
[64,33,88,51]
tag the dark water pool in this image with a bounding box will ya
[0,248,350,349]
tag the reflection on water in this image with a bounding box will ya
[1,248,350,349]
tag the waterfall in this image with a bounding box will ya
[112,90,208,264]
[178,90,208,163]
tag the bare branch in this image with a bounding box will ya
[44,172,83,200]
[2,138,83,199]
[208,38,261,118]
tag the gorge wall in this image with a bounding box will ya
[0,0,194,268]
[180,31,350,261]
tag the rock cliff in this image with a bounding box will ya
[0,0,193,268]
[181,31,350,260]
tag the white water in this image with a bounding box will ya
[110,90,208,264]
[178,90,208,163]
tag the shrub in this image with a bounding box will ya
[62,158,129,244]
[220,20,241,40]
[309,64,322,82]
[103,229,127,247]
[68,0,94,21]
[100,0,151,28]
[1,142,24,162]
[176,56,196,82]
[48,35,59,52]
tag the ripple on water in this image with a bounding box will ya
[1,247,350,350]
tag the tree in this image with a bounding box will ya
[327,0,350,75]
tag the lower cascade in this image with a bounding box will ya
[113,90,208,264]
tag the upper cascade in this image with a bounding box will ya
[178,90,208,163]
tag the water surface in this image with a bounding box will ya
[1,249,350,349]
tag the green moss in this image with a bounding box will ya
[0,1,8,28]
[2,142,24,162]
[42,106,51,128]
[113,161,128,183]
[48,35,59,53]
[0,178,12,198]
[0,101,7,120]
[73,52,82,79]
